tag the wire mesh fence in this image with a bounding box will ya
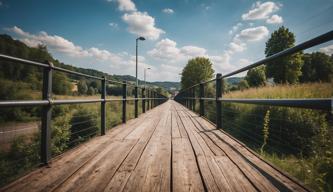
[0,53,168,188]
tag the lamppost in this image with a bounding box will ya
[136,36,145,86]
[144,67,151,87]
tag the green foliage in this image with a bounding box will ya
[0,135,40,186]
[265,26,303,84]
[245,66,266,87]
[238,79,249,90]
[0,35,72,95]
[0,79,39,122]
[181,57,214,89]
[216,82,333,191]
[53,72,72,95]
[51,106,71,155]
[301,52,333,83]
[69,107,98,146]
[77,80,88,95]
[87,87,96,95]
[260,109,270,154]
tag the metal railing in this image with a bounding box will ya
[174,30,333,128]
[0,54,168,164]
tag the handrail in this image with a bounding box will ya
[0,53,169,165]
[178,30,333,93]
[175,30,333,129]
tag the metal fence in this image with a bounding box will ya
[174,30,333,128]
[0,54,168,165]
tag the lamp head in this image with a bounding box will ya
[138,36,145,41]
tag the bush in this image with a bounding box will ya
[69,107,98,146]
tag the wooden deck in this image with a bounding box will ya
[1,100,308,192]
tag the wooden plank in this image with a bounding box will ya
[172,137,205,192]
[1,102,164,192]
[171,107,181,138]
[103,104,166,192]
[186,106,307,192]
[173,102,222,191]
[212,129,308,192]
[52,139,137,192]
[121,102,172,192]
[198,127,279,191]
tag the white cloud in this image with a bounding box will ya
[319,44,333,55]
[266,14,283,24]
[148,38,208,63]
[6,26,128,64]
[117,0,136,12]
[234,26,269,42]
[147,38,241,77]
[0,1,2,6]
[242,1,281,20]
[229,23,243,35]
[229,41,246,53]
[162,8,174,14]
[122,11,165,40]
[109,22,118,29]
[147,38,180,60]
[180,46,206,57]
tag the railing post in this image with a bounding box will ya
[192,88,196,111]
[200,82,204,116]
[41,61,53,165]
[134,86,138,118]
[101,76,106,135]
[216,73,222,129]
[189,89,192,110]
[122,81,127,123]
[147,89,150,110]
[152,91,155,108]
[142,87,146,113]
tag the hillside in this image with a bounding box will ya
[0,34,173,90]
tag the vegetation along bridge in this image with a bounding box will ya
[0,31,332,191]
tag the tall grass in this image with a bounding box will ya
[219,82,333,191]
[224,82,333,99]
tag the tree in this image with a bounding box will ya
[245,66,266,87]
[87,87,96,95]
[265,26,303,84]
[77,80,88,95]
[181,57,214,89]
[300,52,333,82]
[238,79,249,91]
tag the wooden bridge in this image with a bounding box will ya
[1,100,308,192]
[1,31,333,191]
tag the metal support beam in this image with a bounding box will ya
[122,81,127,123]
[199,83,204,116]
[216,73,222,129]
[135,86,138,118]
[41,61,53,165]
[142,88,146,113]
[101,76,106,135]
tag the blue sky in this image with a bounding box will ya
[1,0,333,81]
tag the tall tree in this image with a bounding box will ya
[245,66,266,87]
[301,52,333,82]
[265,26,303,84]
[77,80,88,95]
[181,57,214,89]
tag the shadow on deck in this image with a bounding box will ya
[1,100,308,192]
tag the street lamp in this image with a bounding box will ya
[144,67,151,87]
[136,36,145,86]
